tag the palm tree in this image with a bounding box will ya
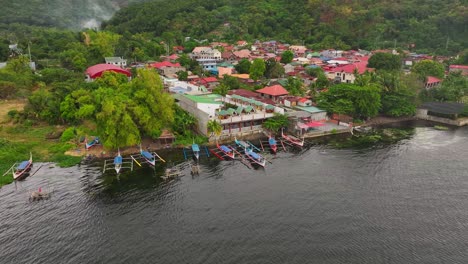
[207,120,222,138]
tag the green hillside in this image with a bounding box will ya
[103,0,468,54]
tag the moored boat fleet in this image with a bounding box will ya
[3,133,306,184]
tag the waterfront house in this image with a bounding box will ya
[417,102,468,126]
[176,93,283,138]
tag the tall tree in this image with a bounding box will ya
[249,58,266,81]
[412,60,445,80]
[368,52,401,71]
[280,50,294,64]
[235,58,251,74]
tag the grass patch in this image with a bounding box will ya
[0,124,83,187]
[329,128,414,149]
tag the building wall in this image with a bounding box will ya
[326,71,356,83]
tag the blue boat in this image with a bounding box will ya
[246,149,266,167]
[13,152,33,180]
[192,143,200,160]
[268,136,278,153]
[113,149,123,173]
[140,147,156,166]
[85,137,100,150]
[216,143,235,159]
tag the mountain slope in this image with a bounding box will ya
[103,0,468,54]
[0,0,148,29]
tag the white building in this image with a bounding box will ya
[105,57,127,68]
[191,47,222,61]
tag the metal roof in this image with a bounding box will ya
[419,102,465,115]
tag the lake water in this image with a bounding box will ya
[1,125,467,263]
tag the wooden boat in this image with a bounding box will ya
[113,149,123,174]
[140,145,156,166]
[192,143,200,160]
[234,137,251,150]
[281,128,304,147]
[216,143,235,159]
[245,148,266,167]
[85,136,100,150]
[268,136,278,153]
[13,152,33,180]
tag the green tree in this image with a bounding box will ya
[262,113,289,132]
[317,83,381,119]
[284,77,304,96]
[264,58,285,78]
[412,60,445,80]
[249,58,266,81]
[368,52,401,71]
[176,70,188,81]
[235,58,251,74]
[280,50,294,64]
[430,71,468,102]
[207,119,222,138]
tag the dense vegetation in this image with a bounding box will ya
[103,0,468,55]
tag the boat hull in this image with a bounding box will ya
[13,163,32,180]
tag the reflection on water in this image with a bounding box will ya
[1,125,468,264]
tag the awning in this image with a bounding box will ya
[265,104,275,110]
[297,123,309,129]
[306,121,325,127]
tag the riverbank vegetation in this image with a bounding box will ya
[328,128,415,149]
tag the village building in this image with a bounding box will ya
[105,57,127,68]
[149,61,185,78]
[289,45,307,57]
[191,47,222,73]
[449,65,468,76]
[85,64,131,81]
[255,84,289,102]
[325,60,373,84]
[175,93,283,138]
[425,76,442,89]
[417,102,468,126]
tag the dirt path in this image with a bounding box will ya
[0,100,26,124]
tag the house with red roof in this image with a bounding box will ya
[449,65,468,76]
[149,61,185,78]
[325,60,374,84]
[425,76,442,89]
[85,64,131,81]
[256,85,289,102]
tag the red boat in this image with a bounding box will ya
[281,128,304,147]
[217,143,235,159]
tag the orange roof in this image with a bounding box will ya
[256,85,289,96]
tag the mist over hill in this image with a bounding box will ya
[0,0,149,29]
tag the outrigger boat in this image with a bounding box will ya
[114,149,123,174]
[268,136,278,153]
[192,143,200,160]
[216,143,235,159]
[245,148,266,167]
[85,136,100,150]
[281,128,304,147]
[140,145,157,166]
[13,152,33,180]
[234,137,251,150]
